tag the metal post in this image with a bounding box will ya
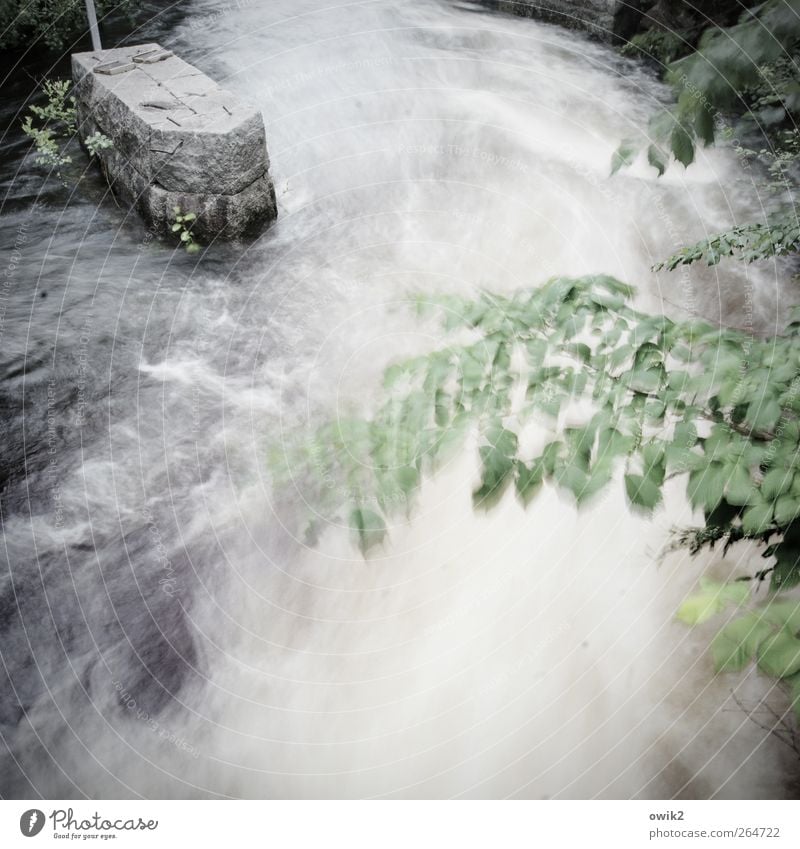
[84,0,102,51]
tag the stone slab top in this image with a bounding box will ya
[72,43,257,135]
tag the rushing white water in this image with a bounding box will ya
[1,0,798,798]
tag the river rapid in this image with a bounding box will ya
[1,0,798,798]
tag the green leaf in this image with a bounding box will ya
[473,447,514,509]
[671,122,695,167]
[745,397,782,432]
[171,223,182,232]
[624,473,662,511]
[725,464,758,507]
[761,468,793,501]
[773,494,800,527]
[687,463,726,512]
[486,425,518,457]
[711,614,773,672]
[676,579,749,626]
[647,144,668,177]
[760,599,800,633]
[515,460,544,506]
[757,629,800,678]
[394,465,419,495]
[557,462,590,502]
[742,500,774,535]
[349,508,387,553]
[611,138,639,175]
[624,367,663,394]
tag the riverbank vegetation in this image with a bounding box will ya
[0,0,132,51]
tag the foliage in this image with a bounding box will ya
[21,79,76,176]
[0,0,132,52]
[170,207,201,254]
[84,131,114,158]
[620,28,689,67]
[21,78,112,182]
[273,274,800,714]
[679,589,800,720]
[615,2,800,278]
[612,0,800,174]
[654,211,800,270]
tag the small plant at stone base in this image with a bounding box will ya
[21,79,76,179]
[171,207,201,254]
[84,131,113,158]
[21,78,113,183]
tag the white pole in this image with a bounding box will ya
[84,0,102,51]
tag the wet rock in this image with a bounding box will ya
[487,1,649,42]
[72,43,277,242]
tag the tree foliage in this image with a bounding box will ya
[0,0,131,52]
[272,274,800,717]
[616,0,800,174]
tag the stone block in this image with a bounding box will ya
[72,43,277,241]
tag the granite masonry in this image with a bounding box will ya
[72,43,277,242]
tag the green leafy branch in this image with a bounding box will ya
[271,272,800,722]
[654,211,800,271]
[21,78,112,183]
[274,274,800,554]
[678,584,800,722]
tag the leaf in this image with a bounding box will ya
[687,463,726,512]
[624,473,662,511]
[597,427,634,461]
[624,366,663,394]
[757,629,800,678]
[761,468,793,501]
[171,223,182,232]
[349,507,387,553]
[180,230,190,242]
[671,122,695,167]
[711,614,772,672]
[773,494,800,527]
[760,599,800,633]
[647,143,668,177]
[742,500,774,535]
[473,447,514,509]
[745,397,781,432]
[676,579,749,626]
[611,138,639,175]
[394,465,419,495]
[725,464,758,507]
[515,460,544,506]
[557,461,590,502]
[486,425,518,457]
[434,389,449,427]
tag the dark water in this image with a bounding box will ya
[1,0,797,798]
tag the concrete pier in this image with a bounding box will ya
[72,44,277,242]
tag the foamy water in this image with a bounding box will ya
[0,0,797,798]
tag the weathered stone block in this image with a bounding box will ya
[72,43,277,241]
